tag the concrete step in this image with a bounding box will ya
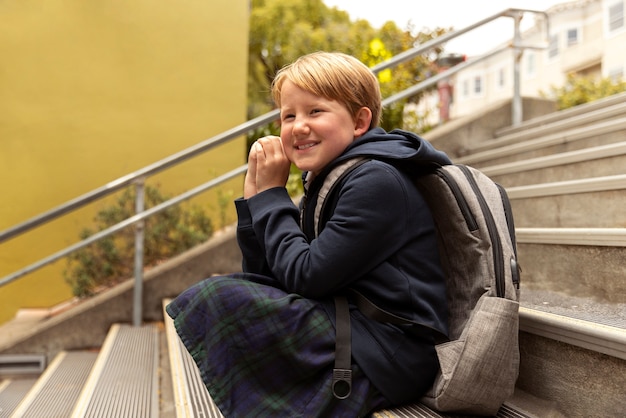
[495,91,626,138]
[516,228,625,303]
[0,379,37,418]
[507,174,626,228]
[474,99,626,155]
[70,324,159,418]
[517,299,626,417]
[457,116,626,168]
[520,288,626,340]
[375,290,626,417]
[162,300,223,418]
[10,351,97,418]
[481,141,626,187]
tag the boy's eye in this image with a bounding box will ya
[282,114,295,121]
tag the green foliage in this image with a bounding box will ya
[542,73,626,110]
[369,22,448,131]
[216,189,235,229]
[248,0,449,130]
[248,0,362,117]
[286,165,304,197]
[403,105,436,135]
[64,185,213,297]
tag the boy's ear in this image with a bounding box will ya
[354,107,373,138]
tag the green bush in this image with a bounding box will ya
[64,185,214,297]
[542,73,626,110]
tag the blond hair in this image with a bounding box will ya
[271,52,382,129]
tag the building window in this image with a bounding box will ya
[548,34,559,58]
[609,1,624,32]
[462,79,469,97]
[474,76,482,94]
[498,68,506,88]
[567,28,579,46]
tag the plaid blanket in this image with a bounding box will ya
[166,273,389,417]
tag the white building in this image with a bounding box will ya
[430,0,625,123]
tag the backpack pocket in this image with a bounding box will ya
[421,296,520,416]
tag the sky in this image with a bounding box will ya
[323,0,567,56]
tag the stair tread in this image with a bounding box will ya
[11,351,97,418]
[163,299,224,418]
[0,378,37,418]
[71,324,159,418]
[462,115,626,164]
[520,288,626,330]
[373,400,536,417]
[495,91,626,138]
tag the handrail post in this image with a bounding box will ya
[512,11,524,126]
[133,178,146,327]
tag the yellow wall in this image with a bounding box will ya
[0,0,249,324]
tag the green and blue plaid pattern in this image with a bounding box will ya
[166,273,388,417]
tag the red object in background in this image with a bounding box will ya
[436,54,466,122]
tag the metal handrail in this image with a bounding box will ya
[0,9,550,326]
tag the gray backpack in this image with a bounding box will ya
[315,159,521,416]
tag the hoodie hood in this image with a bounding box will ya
[339,127,452,167]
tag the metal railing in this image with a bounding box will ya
[0,9,549,326]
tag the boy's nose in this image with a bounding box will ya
[293,118,310,136]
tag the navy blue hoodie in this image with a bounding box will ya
[235,128,451,404]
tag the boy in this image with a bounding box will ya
[167,51,451,417]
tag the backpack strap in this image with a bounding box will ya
[332,296,352,399]
[314,157,368,237]
[347,289,448,344]
[332,290,448,401]
[321,157,450,399]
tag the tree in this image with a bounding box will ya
[372,21,449,131]
[542,73,626,110]
[248,0,364,117]
[247,0,449,129]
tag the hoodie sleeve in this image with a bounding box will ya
[246,160,416,298]
[234,197,273,276]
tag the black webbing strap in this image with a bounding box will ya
[349,289,449,345]
[332,296,352,399]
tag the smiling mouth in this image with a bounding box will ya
[296,143,317,150]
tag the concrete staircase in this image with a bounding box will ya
[0,309,538,418]
[1,95,625,417]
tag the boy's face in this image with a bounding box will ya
[279,80,368,175]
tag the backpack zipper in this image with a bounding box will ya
[435,169,478,232]
[496,183,521,290]
[458,165,505,298]
[496,183,518,260]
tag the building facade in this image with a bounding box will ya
[446,0,624,121]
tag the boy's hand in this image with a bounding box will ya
[253,136,291,194]
[243,142,260,199]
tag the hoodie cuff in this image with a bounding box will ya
[234,197,252,228]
